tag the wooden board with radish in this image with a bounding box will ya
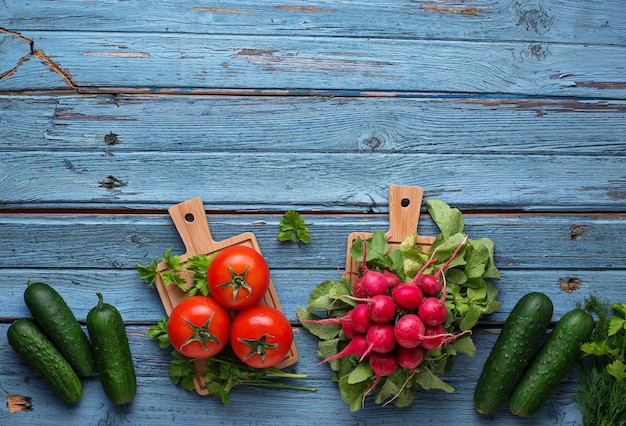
[1,1,625,425]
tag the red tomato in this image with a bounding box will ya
[167,296,230,359]
[207,245,270,310]
[230,305,293,368]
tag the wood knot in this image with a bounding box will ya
[99,175,127,190]
[104,131,120,145]
[515,3,554,34]
[358,132,387,152]
[559,277,582,293]
[570,224,586,240]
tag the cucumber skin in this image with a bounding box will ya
[87,292,137,405]
[7,318,83,403]
[508,308,594,417]
[24,281,96,377]
[474,292,554,415]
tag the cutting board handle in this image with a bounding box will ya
[387,185,424,240]
[168,197,216,260]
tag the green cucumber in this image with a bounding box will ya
[508,308,594,417]
[24,281,96,377]
[87,292,137,405]
[474,292,553,415]
[7,318,83,403]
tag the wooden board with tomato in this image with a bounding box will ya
[153,197,298,395]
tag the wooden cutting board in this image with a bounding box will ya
[345,185,436,284]
[154,197,298,395]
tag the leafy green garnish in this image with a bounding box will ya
[277,210,310,247]
[147,317,317,404]
[575,296,626,425]
[296,198,501,410]
[136,247,213,296]
[580,298,626,381]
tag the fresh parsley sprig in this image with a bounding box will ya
[277,210,310,247]
[136,247,213,296]
[147,317,317,404]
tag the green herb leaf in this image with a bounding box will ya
[425,199,464,240]
[459,303,483,331]
[338,375,372,412]
[186,253,214,296]
[608,316,626,337]
[147,318,171,349]
[451,334,477,357]
[277,210,310,246]
[607,360,626,382]
[414,367,455,393]
[136,258,159,285]
[168,351,195,388]
[346,361,373,384]
[306,279,348,312]
[611,303,626,317]
[297,306,343,340]
[137,248,215,296]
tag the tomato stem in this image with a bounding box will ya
[216,265,253,301]
[237,333,279,366]
[179,312,222,354]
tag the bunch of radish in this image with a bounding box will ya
[302,235,469,406]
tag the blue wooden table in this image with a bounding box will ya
[1,2,625,425]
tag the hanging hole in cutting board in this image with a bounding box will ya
[401,198,410,207]
[185,213,195,223]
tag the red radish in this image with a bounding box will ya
[418,296,448,326]
[369,351,398,377]
[413,235,468,297]
[383,346,424,407]
[417,248,461,326]
[358,241,388,297]
[349,294,396,324]
[362,351,399,407]
[382,269,402,289]
[392,284,423,311]
[361,323,396,360]
[367,295,397,324]
[419,324,446,350]
[362,271,388,297]
[319,334,368,364]
[342,320,358,339]
[413,257,439,283]
[419,324,472,350]
[396,345,424,370]
[410,248,442,296]
[350,303,373,334]
[414,274,442,297]
[353,276,367,298]
[394,314,426,348]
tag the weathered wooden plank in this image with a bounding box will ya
[0,324,584,425]
[2,95,626,155]
[1,214,624,271]
[1,151,624,211]
[2,32,625,97]
[3,0,624,45]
